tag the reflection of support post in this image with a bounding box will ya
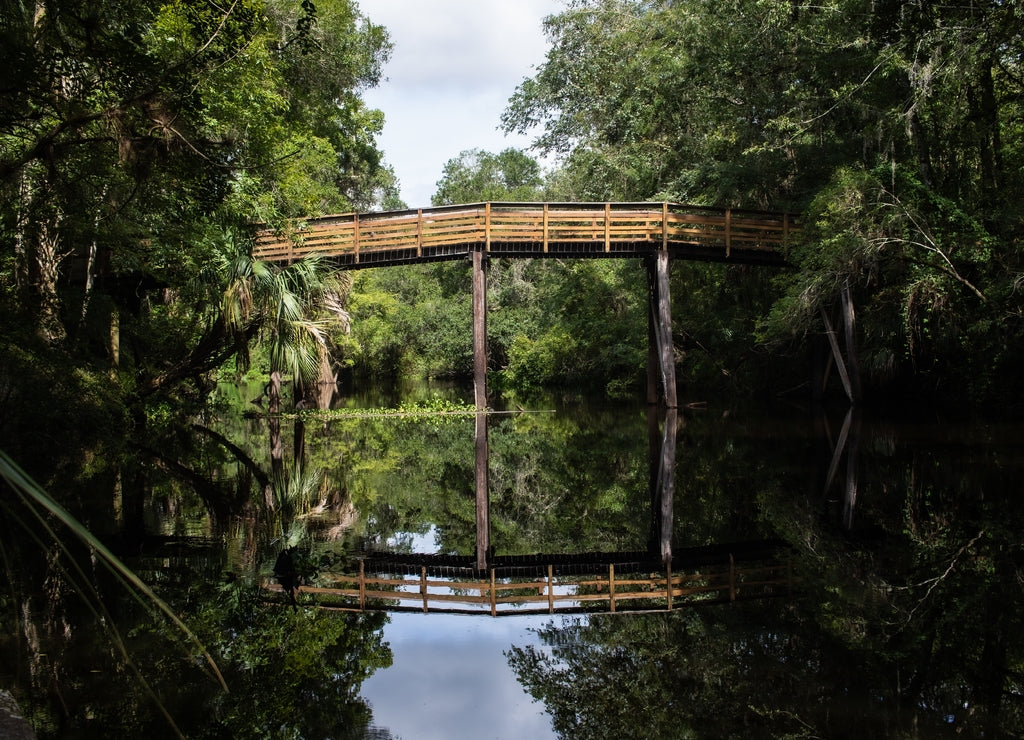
[473,248,490,570]
[842,408,861,530]
[822,406,862,530]
[646,265,660,406]
[475,411,490,571]
[646,252,678,408]
[646,404,661,552]
[659,407,678,565]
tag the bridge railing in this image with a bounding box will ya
[253,202,797,263]
[263,555,795,616]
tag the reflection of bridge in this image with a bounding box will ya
[264,541,794,616]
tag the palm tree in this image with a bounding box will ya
[219,246,350,491]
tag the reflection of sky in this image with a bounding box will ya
[361,612,560,740]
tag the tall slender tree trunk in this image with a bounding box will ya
[14,168,67,343]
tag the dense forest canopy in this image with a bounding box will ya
[347,0,1024,410]
[0,0,399,462]
[498,0,1024,406]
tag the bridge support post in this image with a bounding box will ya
[473,249,490,570]
[646,252,678,408]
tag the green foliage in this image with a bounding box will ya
[185,582,391,739]
[507,0,1024,405]
[0,0,394,426]
[432,148,545,205]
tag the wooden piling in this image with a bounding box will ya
[473,249,490,571]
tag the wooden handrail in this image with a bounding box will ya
[253,202,798,266]
[262,556,795,616]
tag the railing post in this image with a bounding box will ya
[542,203,549,253]
[547,564,554,613]
[353,213,360,264]
[604,202,611,252]
[421,566,428,613]
[359,559,366,611]
[665,561,673,611]
[484,202,491,253]
[662,202,668,251]
[416,209,423,257]
[725,208,731,258]
[490,569,497,617]
[609,563,616,613]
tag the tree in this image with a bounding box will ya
[432,147,545,205]
[505,0,1024,404]
[0,0,394,422]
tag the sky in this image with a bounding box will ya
[359,0,564,209]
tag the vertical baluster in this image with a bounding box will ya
[609,563,616,613]
[604,202,611,252]
[543,203,549,253]
[416,209,423,257]
[359,559,366,611]
[353,212,360,264]
[725,208,731,258]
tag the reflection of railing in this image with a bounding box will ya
[253,202,796,268]
[263,553,795,616]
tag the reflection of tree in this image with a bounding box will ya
[509,601,1003,739]
[321,400,653,557]
[508,608,823,740]
[509,418,1024,739]
[3,550,391,738]
[187,582,392,739]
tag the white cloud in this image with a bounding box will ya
[359,0,563,207]
[360,613,557,739]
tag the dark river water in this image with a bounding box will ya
[3,383,1024,738]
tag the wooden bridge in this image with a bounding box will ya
[253,202,795,268]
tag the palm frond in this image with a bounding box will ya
[0,452,228,693]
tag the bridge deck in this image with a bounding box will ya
[254,202,796,268]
